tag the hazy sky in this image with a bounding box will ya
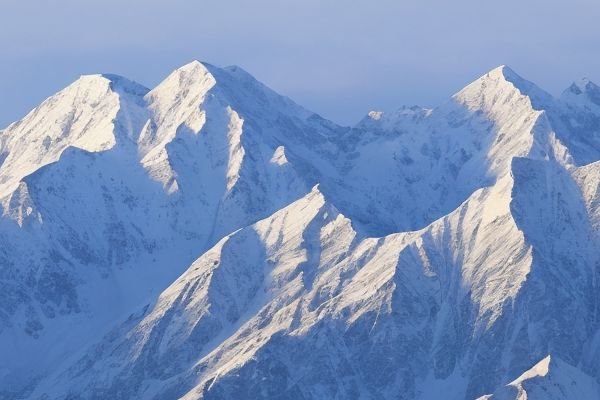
[2,0,600,127]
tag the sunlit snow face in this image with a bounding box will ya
[3,51,600,400]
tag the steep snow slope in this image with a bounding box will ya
[136,61,340,242]
[0,74,149,200]
[325,66,578,235]
[0,61,339,397]
[27,145,600,399]
[481,355,600,400]
[3,62,600,399]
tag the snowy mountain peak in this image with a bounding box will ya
[569,77,598,94]
[176,59,210,72]
[0,72,148,199]
[490,64,532,83]
[486,64,514,78]
[152,59,220,89]
[145,60,216,118]
[484,355,600,399]
[4,62,600,400]
[561,77,600,110]
[454,65,553,111]
[69,73,148,99]
[509,355,552,384]
[478,64,523,85]
[73,73,113,88]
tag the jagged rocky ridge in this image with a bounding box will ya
[2,62,600,399]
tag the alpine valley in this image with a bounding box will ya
[2,61,600,400]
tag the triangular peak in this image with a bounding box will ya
[146,60,217,104]
[454,64,553,110]
[175,59,210,72]
[253,183,345,237]
[471,64,529,85]
[566,77,599,94]
[160,60,259,86]
[485,64,516,79]
[145,60,317,122]
[150,60,262,98]
[508,355,552,385]
[561,77,600,108]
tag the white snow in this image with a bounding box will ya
[1,61,600,400]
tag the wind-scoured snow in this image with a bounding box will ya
[1,61,600,399]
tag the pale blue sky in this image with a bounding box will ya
[2,0,600,127]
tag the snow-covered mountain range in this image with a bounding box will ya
[2,61,600,399]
